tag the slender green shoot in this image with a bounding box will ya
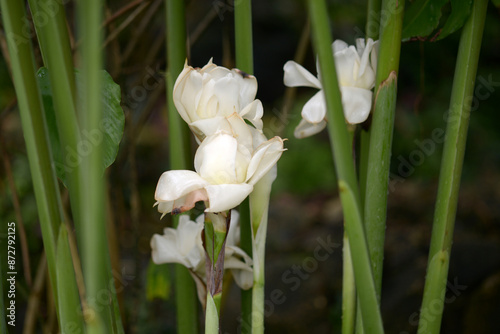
[166,1,198,333]
[363,0,404,299]
[234,1,255,332]
[307,0,384,332]
[418,0,488,332]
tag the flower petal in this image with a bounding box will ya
[195,133,239,184]
[213,76,241,116]
[204,183,254,212]
[283,61,321,88]
[174,68,203,123]
[334,46,359,87]
[155,170,209,202]
[302,90,327,123]
[239,99,264,130]
[340,86,373,124]
[332,39,349,53]
[293,118,327,138]
[246,137,284,185]
[232,69,258,107]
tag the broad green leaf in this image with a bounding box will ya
[37,67,124,186]
[55,224,85,332]
[402,0,448,41]
[438,0,473,40]
[146,261,171,301]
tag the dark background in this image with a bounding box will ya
[1,0,500,333]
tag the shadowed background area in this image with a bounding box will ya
[1,0,499,333]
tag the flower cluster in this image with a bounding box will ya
[284,38,379,138]
[151,211,253,294]
[155,59,285,215]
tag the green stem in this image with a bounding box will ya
[28,0,82,232]
[78,0,122,332]
[166,1,198,333]
[0,0,82,330]
[363,0,404,300]
[342,234,356,334]
[307,0,384,332]
[418,1,488,333]
[234,1,254,332]
[234,0,254,74]
[249,169,275,334]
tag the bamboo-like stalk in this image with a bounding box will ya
[0,0,82,330]
[78,0,120,332]
[418,1,488,332]
[307,0,384,332]
[234,1,255,332]
[363,0,404,300]
[165,1,198,333]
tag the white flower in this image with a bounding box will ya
[150,211,253,291]
[174,59,264,141]
[154,115,284,214]
[283,38,379,138]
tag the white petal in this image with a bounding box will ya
[283,61,321,88]
[293,118,327,138]
[225,209,240,247]
[190,116,231,140]
[155,170,208,201]
[340,86,373,124]
[195,133,239,184]
[332,39,349,53]
[334,46,359,87]
[174,69,203,123]
[302,90,327,123]
[226,113,254,151]
[239,99,264,130]
[232,69,258,107]
[246,137,284,185]
[230,267,253,290]
[151,232,192,268]
[213,76,241,116]
[176,215,204,258]
[204,183,254,212]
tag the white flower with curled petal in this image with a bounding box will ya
[154,115,285,215]
[174,59,264,141]
[283,38,379,138]
[150,211,253,296]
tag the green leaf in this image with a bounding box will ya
[37,67,124,186]
[438,0,473,40]
[146,261,171,301]
[492,0,500,7]
[402,0,448,41]
[55,224,85,332]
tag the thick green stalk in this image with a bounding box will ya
[234,0,254,74]
[234,1,254,332]
[249,169,276,334]
[363,0,404,300]
[307,0,383,333]
[78,0,120,332]
[0,0,82,330]
[359,0,382,206]
[166,1,198,333]
[27,0,82,230]
[418,1,488,333]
